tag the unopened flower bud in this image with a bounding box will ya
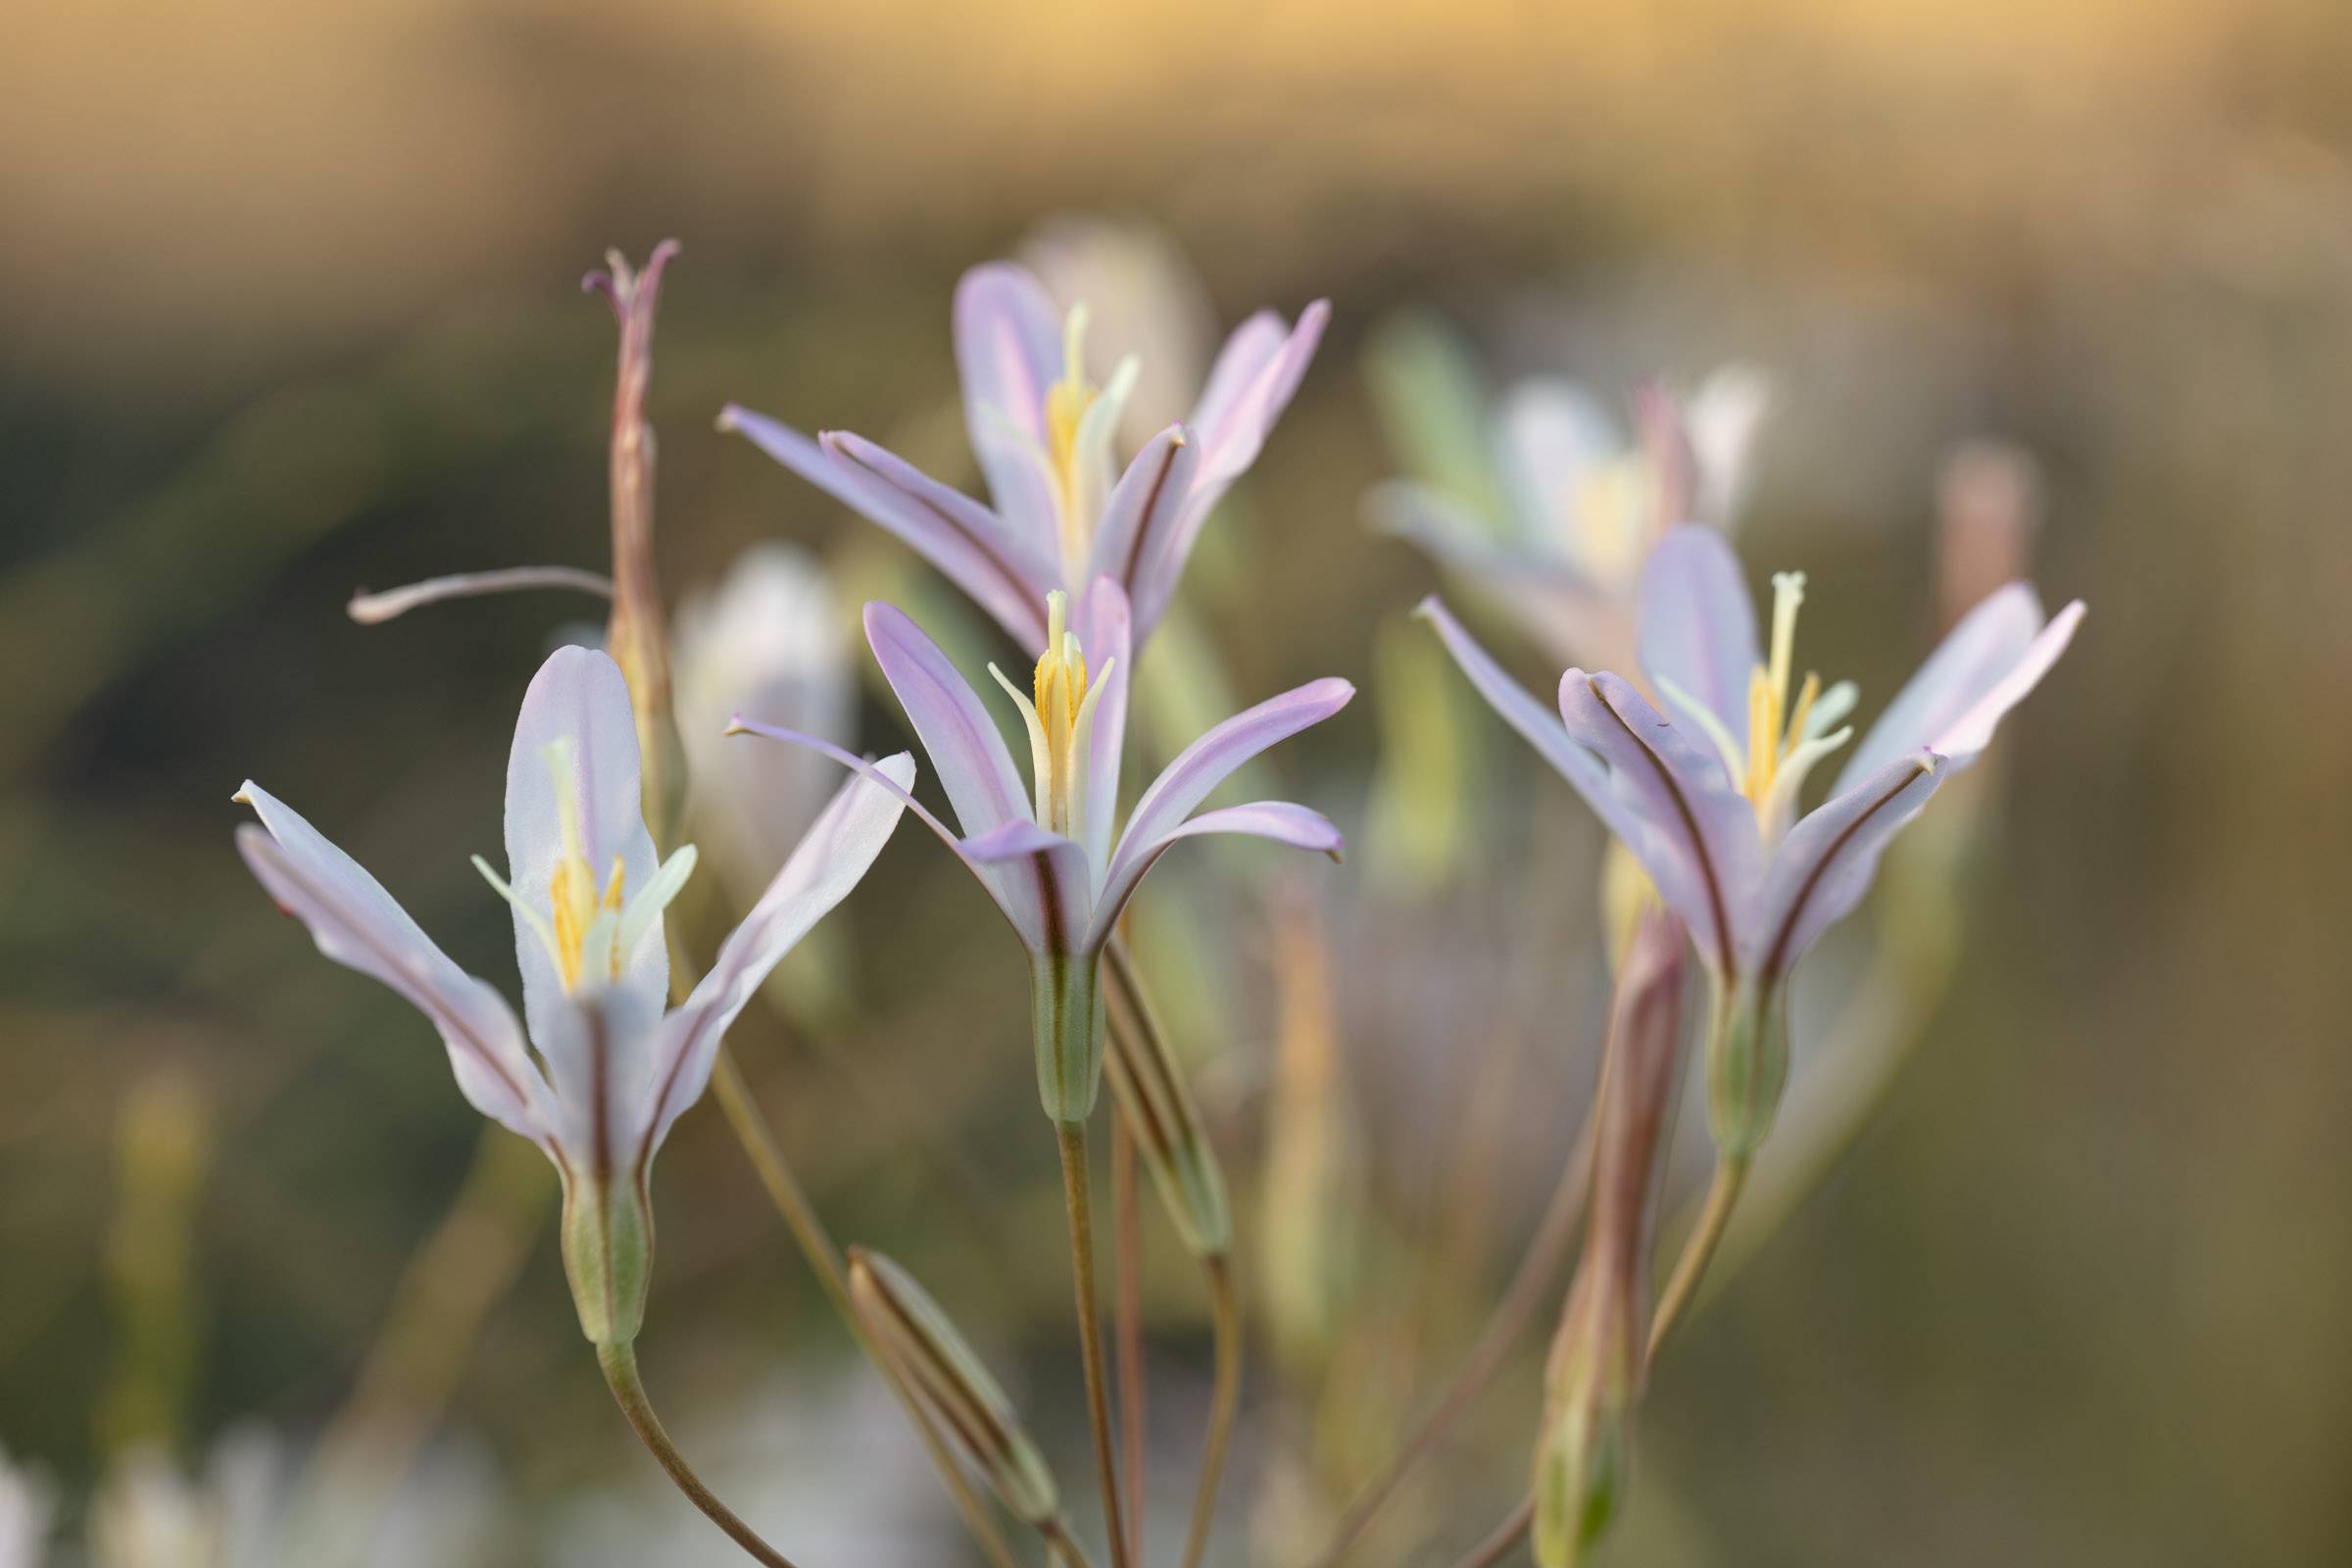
[559,1165,654,1347]
[1102,942,1232,1257]
[848,1249,1060,1527]
[1704,971,1790,1162]
[1031,951,1108,1125]
[1533,906,1684,1568]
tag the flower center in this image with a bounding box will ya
[1044,307,1101,573]
[989,590,1115,842]
[472,738,699,995]
[1657,568,1859,844]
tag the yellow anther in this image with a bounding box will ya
[1031,591,1092,835]
[1044,307,1099,566]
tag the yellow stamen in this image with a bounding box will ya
[1744,667,1777,802]
[1782,671,1822,760]
[1044,306,1099,568]
[1031,590,1092,835]
[541,739,628,991]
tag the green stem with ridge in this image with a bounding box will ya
[598,1339,800,1568]
[1059,1118,1133,1568]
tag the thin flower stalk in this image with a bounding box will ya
[721,262,1328,655]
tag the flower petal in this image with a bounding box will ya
[234,786,549,1143]
[719,405,1052,653]
[955,262,1068,556]
[504,648,664,1046]
[1096,676,1353,925]
[1085,802,1342,950]
[531,981,664,1180]
[1637,525,1760,740]
[1086,425,1198,629]
[347,565,613,625]
[1131,300,1329,638]
[863,602,1034,840]
[961,819,1095,954]
[1751,752,1945,978]
[1417,594,1620,793]
[727,721,1047,951]
[1558,670,1764,973]
[1494,376,1623,556]
[644,756,915,1159]
[1836,587,2082,792]
[1068,576,1133,875]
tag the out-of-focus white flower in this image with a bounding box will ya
[672,544,853,908]
[86,1431,500,1568]
[0,1446,53,1568]
[1020,214,1221,451]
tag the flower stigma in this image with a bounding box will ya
[471,738,697,992]
[989,590,1114,840]
[1045,306,1101,570]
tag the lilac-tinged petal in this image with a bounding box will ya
[530,981,663,1180]
[1638,526,1760,739]
[962,819,1095,954]
[863,601,1035,842]
[645,756,914,1159]
[1417,595,1622,797]
[1086,425,1197,620]
[1687,365,1774,528]
[1751,752,1945,979]
[1084,802,1342,950]
[1836,587,2081,791]
[1096,676,1354,923]
[1133,300,1329,638]
[720,405,1052,652]
[504,648,663,1045]
[728,721,1046,950]
[1558,671,1765,973]
[955,263,1068,556]
[1068,575,1132,874]
[1369,482,1595,588]
[1926,600,2083,765]
[234,787,549,1143]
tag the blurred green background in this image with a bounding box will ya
[5,0,2351,1563]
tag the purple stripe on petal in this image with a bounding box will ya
[1097,677,1353,917]
[505,647,663,1044]
[1637,525,1760,739]
[1087,425,1196,629]
[721,404,1052,652]
[1086,801,1342,951]
[234,795,550,1144]
[1752,752,1945,978]
[646,756,914,1159]
[1558,670,1764,973]
[961,819,1093,954]
[1132,300,1330,638]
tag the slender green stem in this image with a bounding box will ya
[1646,1156,1748,1361]
[597,1340,800,1568]
[1446,1496,1532,1568]
[1043,1514,1099,1568]
[1112,1117,1148,1566]
[1303,1114,1595,1568]
[708,1051,1020,1568]
[1058,1119,1133,1568]
[1179,1255,1241,1568]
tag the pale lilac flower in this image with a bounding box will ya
[736,580,1351,1122]
[719,262,1329,656]
[1423,525,2082,1154]
[233,646,911,1343]
[1371,362,1771,673]
[1018,214,1219,451]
